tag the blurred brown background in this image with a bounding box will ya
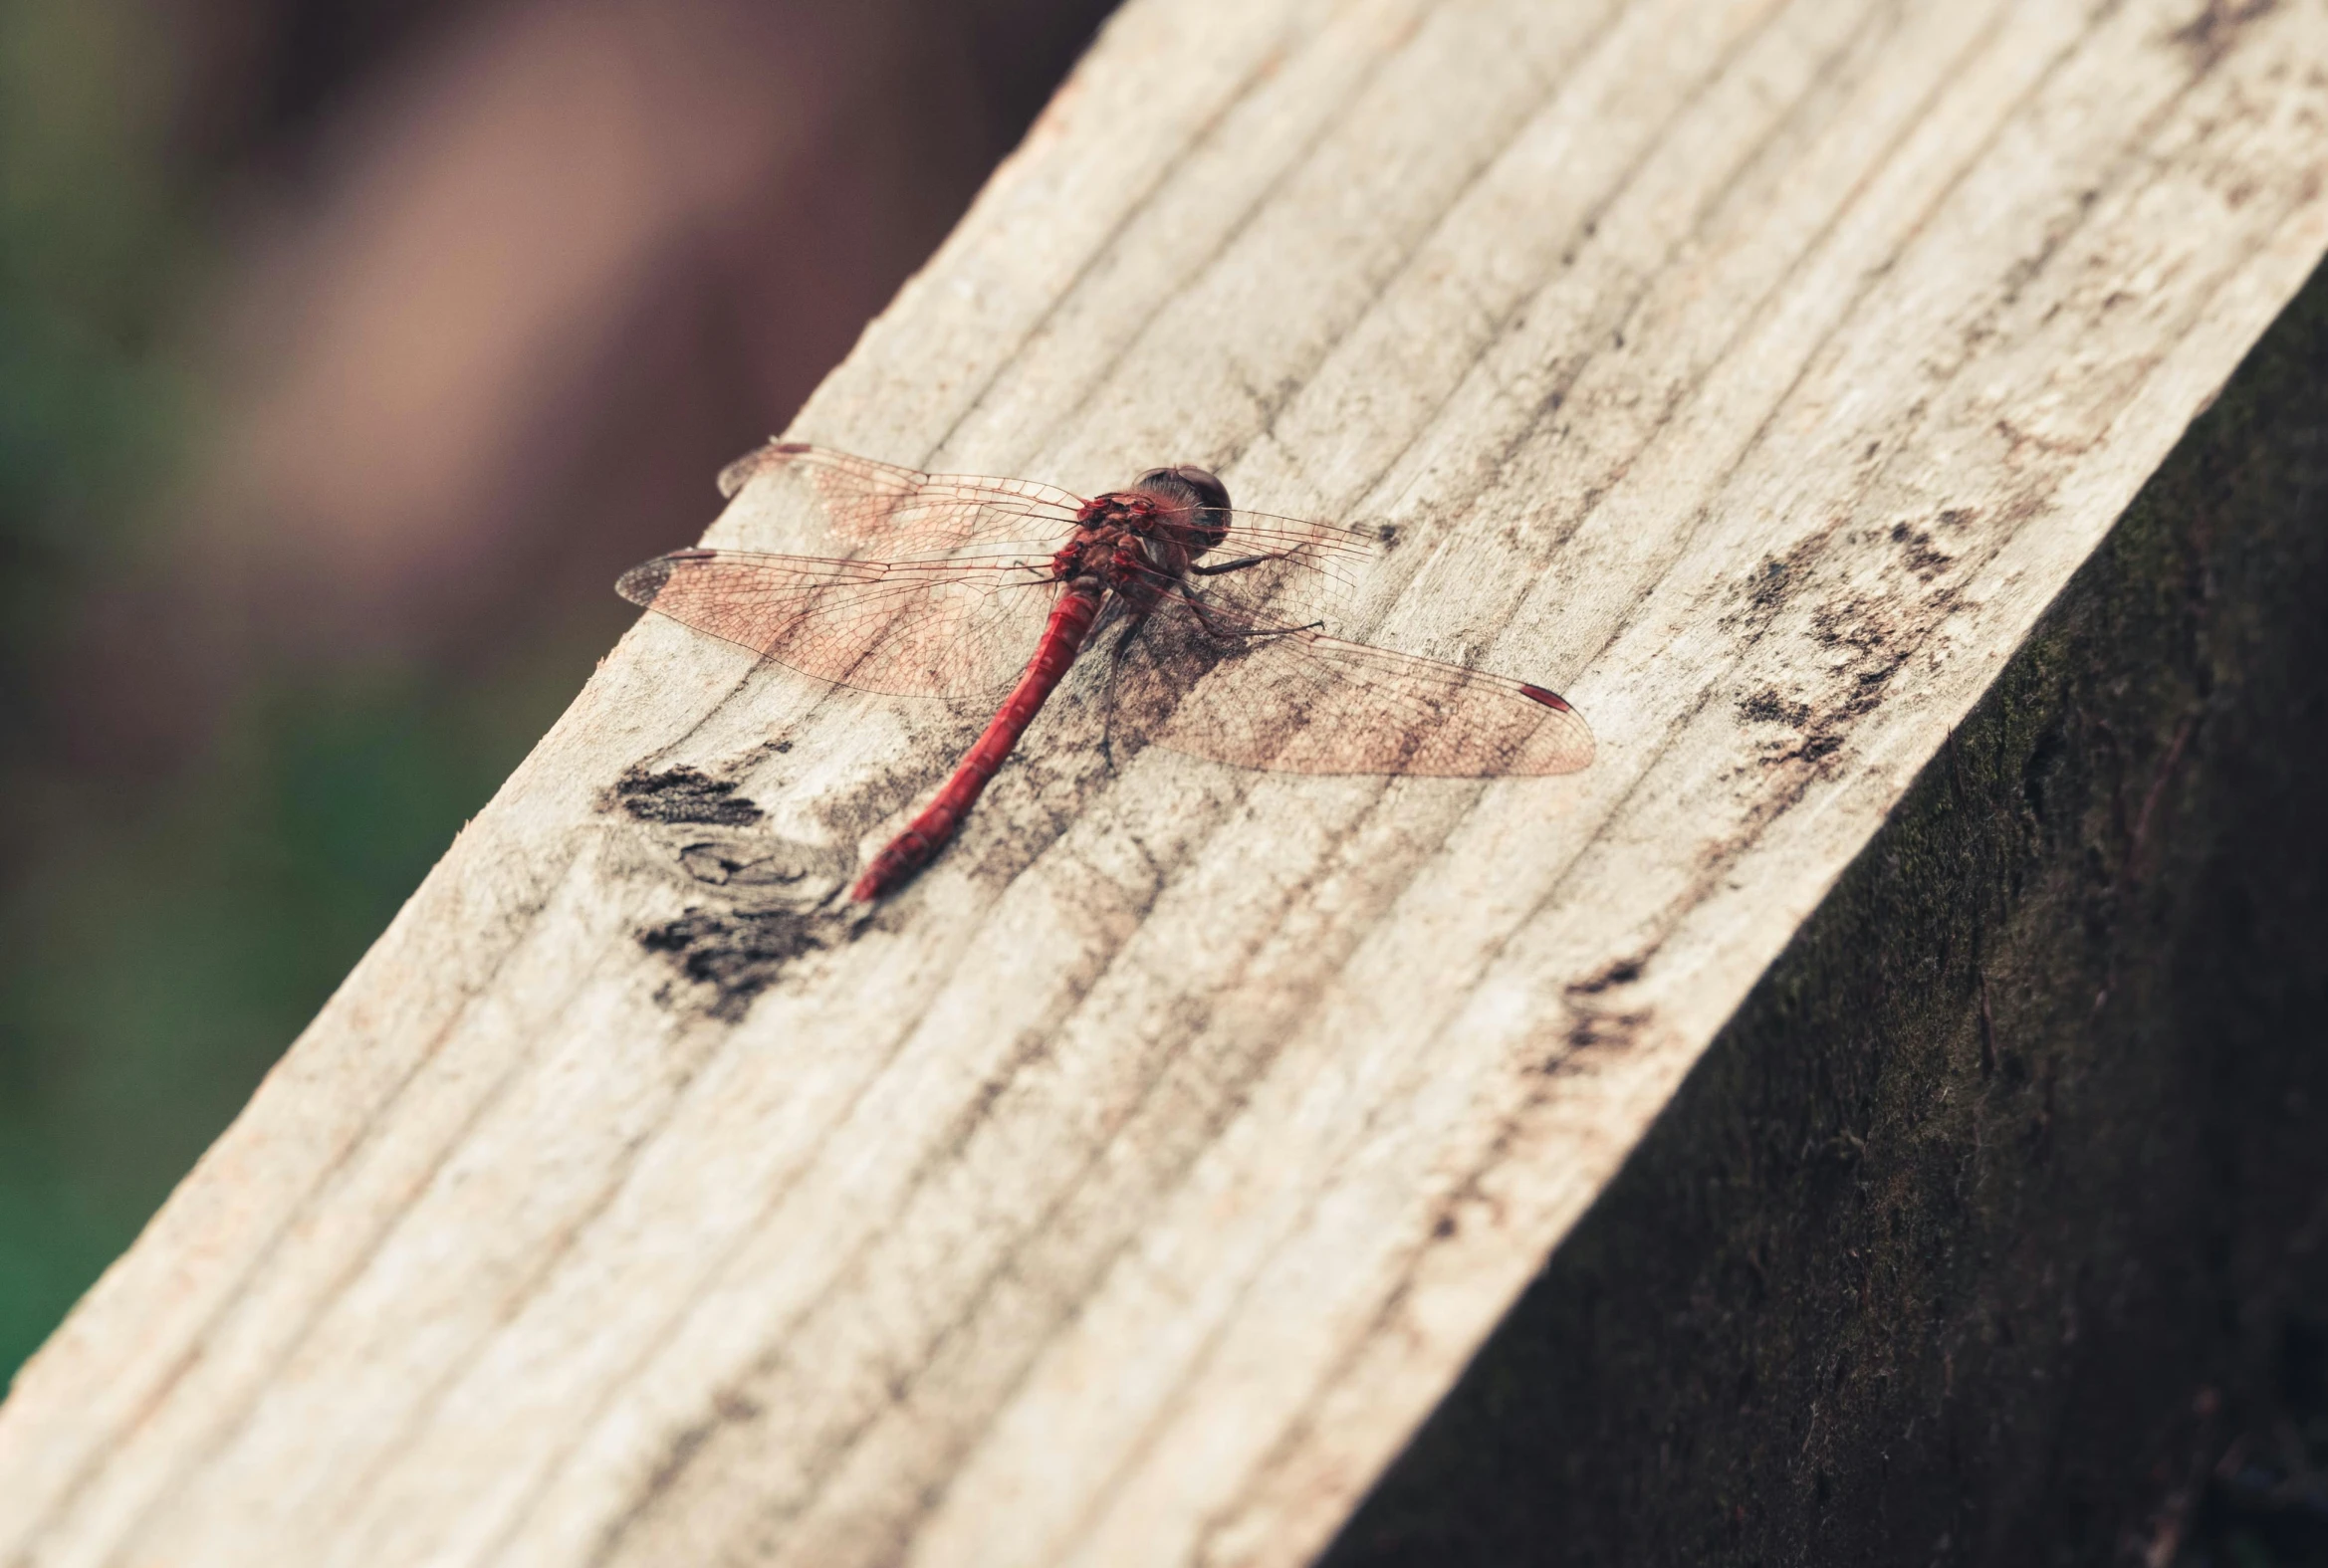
[0,0,1117,1379]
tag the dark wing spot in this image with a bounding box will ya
[616,550,720,607]
[616,559,674,606]
[1519,684,1573,712]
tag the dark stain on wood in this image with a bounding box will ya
[2173,0,2277,66]
[638,906,845,1022]
[609,765,767,827]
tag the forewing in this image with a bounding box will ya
[1111,591,1593,777]
[617,549,1051,698]
[717,442,1088,552]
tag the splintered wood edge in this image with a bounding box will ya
[2,1,2325,1565]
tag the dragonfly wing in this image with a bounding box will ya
[1110,592,1593,777]
[618,549,1052,699]
[718,442,1089,553]
[664,447,1567,762]
[1172,505,1404,637]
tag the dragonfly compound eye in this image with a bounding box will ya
[1133,464,1233,551]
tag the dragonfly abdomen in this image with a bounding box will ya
[849,582,1105,901]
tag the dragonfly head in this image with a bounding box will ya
[1130,464,1233,555]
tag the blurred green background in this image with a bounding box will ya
[0,0,1114,1381]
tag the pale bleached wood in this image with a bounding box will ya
[4,0,2327,1564]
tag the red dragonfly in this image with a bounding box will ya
[618,444,1592,901]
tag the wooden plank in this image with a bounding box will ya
[1324,258,2328,1563]
[3,0,2325,1564]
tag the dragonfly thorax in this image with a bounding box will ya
[1054,468,1232,598]
[1048,519,1186,607]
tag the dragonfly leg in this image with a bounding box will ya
[1188,550,1292,576]
[1182,590,1323,645]
[1097,611,1155,772]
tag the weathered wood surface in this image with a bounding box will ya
[4,1,2326,1564]
[1325,261,2328,1563]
